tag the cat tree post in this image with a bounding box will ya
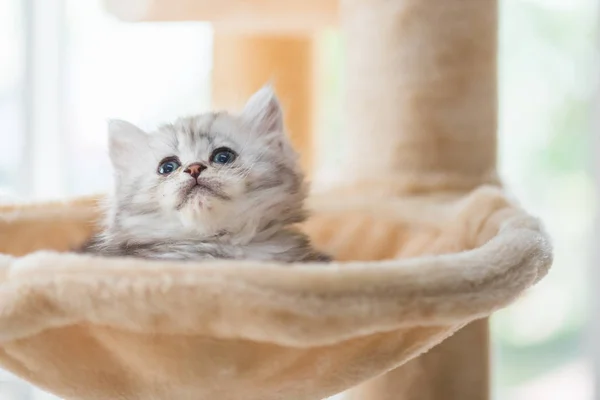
[211,34,316,173]
[340,0,498,399]
[336,0,498,193]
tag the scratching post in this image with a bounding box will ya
[336,0,498,193]
[212,34,316,172]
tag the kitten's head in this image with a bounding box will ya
[106,86,306,243]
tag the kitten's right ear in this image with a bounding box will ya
[241,85,284,134]
[107,119,148,169]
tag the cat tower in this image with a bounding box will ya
[0,0,551,399]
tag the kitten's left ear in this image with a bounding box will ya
[241,85,284,134]
[107,119,149,170]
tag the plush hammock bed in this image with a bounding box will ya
[0,0,552,399]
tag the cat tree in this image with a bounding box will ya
[0,1,551,399]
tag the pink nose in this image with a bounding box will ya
[184,163,206,179]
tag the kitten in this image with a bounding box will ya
[81,86,330,263]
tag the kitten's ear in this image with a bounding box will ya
[241,85,284,134]
[107,119,148,169]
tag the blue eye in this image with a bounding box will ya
[158,158,181,175]
[210,147,237,165]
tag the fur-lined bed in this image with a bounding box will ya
[0,185,550,400]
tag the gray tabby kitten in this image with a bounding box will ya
[81,86,330,263]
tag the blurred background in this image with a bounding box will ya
[0,0,598,399]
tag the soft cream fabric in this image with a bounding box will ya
[0,185,550,400]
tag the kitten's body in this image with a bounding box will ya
[83,228,327,262]
[82,87,329,263]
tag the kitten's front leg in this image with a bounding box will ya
[297,249,332,263]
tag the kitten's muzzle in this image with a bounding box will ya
[176,178,230,210]
[184,163,207,179]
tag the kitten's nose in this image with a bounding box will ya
[184,163,206,179]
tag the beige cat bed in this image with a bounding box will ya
[0,0,551,399]
[0,185,550,400]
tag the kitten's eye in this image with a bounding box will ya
[158,159,181,175]
[210,147,237,165]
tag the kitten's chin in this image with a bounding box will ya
[176,181,232,210]
[178,188,207,209]
[176,195,231,229]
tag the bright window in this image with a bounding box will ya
[0,0,25,195]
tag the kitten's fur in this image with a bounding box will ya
[81,86,330,263]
